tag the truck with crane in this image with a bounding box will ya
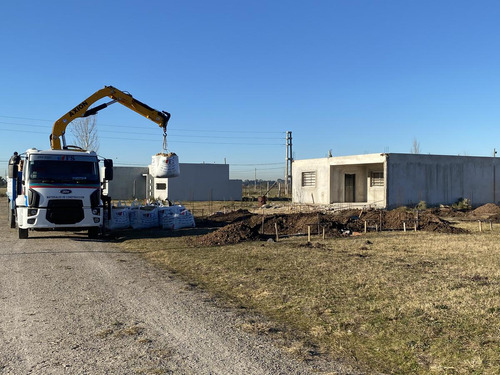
[7,85,171,239]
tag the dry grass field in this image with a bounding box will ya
[118,219,500,374]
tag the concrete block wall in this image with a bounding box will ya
[386,154,500,208]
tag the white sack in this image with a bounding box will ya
[151,153,180,178]
[158,205,184,230]
[175,209,196,229]
[129,205,159,229]
[158,205,195,230]
[105,206,131,230]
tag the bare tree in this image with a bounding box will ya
[410,138,420,154]
[70,116,99,152]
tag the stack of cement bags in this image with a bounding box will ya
[104,201,195,231]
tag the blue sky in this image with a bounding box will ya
[1,1,500,179]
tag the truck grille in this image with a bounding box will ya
[46,200,84,224]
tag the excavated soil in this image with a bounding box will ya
[469,203,500,218]
[194,207,467,246]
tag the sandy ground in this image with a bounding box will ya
[0,206,352,375]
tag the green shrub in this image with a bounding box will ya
[452,197,471,211]
[416,200,427,210]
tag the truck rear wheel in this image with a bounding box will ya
[19,228,28,239]
[9,209,15,228]
[7,200,16,229]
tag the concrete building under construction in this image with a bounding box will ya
[292,153,500,209]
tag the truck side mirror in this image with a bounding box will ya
[104,159,113,181]
[8,164,18,178]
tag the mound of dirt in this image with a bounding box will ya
[430,206,467,218]
[193,208,466,246]
[470,203,500,217]
[195,221,260,246]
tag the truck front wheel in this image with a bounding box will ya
[19,228,28,239]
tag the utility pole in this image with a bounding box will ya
[494,149,497,203]
[285,131,293,195]
[254,168,257,192]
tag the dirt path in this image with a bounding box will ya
[0,207,346,375]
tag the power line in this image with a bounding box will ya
[0,122,284,140]
[231,166,285,171]
[0,126,284,146]
[231,162,283,166]
[0,128,46,134]
[100,135,283,146]
[0,115,285,134]
[97,129,283,141]
[0,115,51,122]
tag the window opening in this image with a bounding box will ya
[371,171,384,186]
[302,171,316,187]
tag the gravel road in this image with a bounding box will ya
[0,207,352,375]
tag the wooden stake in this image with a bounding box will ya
[308,226,311,242]
[479,220,482,232]
[364,220,367,233]
[403,222,406,232]
[322,227,325,240]
[275,222,279,242]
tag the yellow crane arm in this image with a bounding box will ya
[50,85,171,150]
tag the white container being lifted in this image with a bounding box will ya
[150,152,180,178]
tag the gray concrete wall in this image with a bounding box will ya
[154,163,242,202]
[386,153,500,208]
[105,164,242,202]
[104,166,148,201]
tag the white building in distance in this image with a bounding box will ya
[105,163,242,202]
[292,153,500,209]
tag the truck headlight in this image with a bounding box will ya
[93,218,100,223]
[92,208,100,215]
[28,208,38,217]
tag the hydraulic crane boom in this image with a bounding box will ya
[50,85,171,150]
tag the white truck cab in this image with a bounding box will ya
[7,148,113,239]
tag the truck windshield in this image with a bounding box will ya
[28,160,99,184]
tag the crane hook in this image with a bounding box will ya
[162,127,168,151]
